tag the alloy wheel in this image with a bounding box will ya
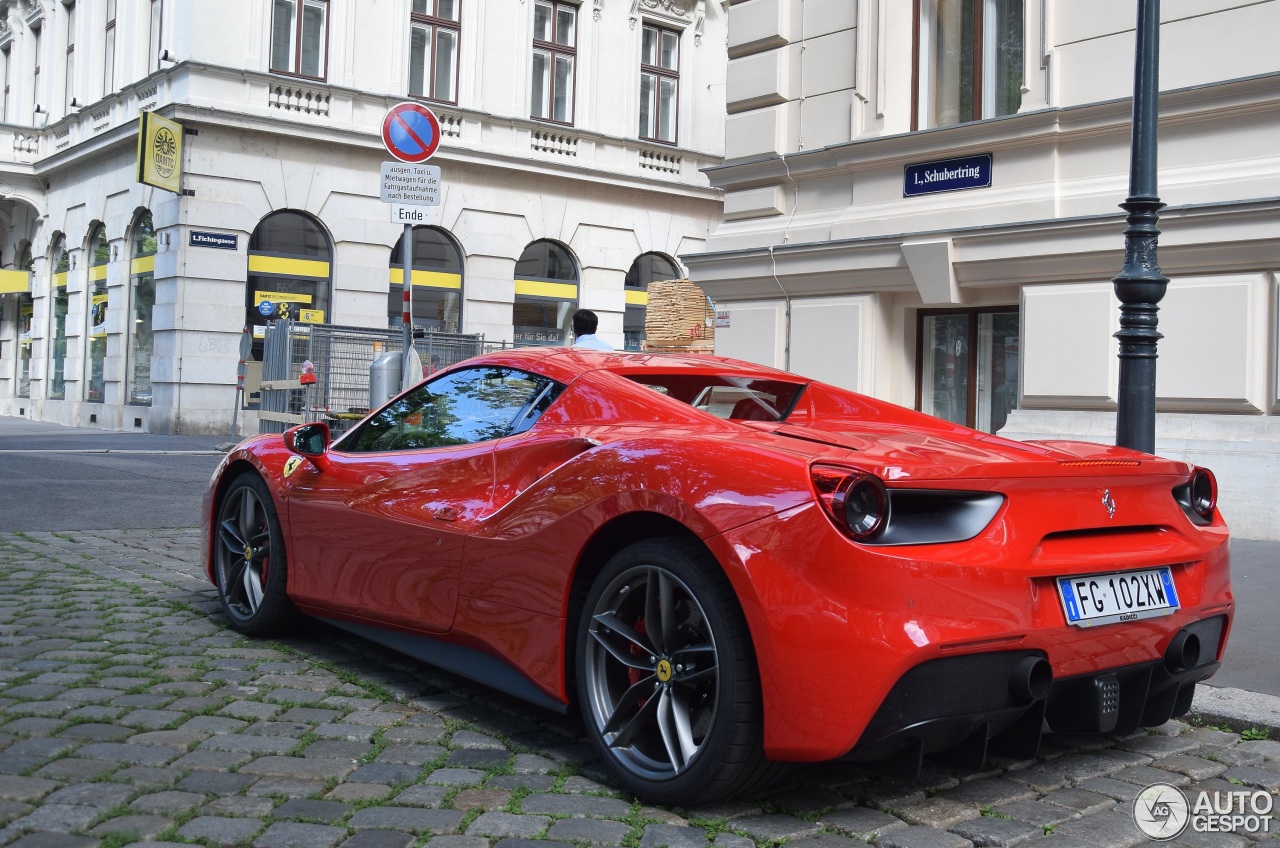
[215,482,272,621]
[582,563,720,780]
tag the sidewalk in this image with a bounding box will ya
[0,415,231,453]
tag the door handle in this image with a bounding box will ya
[433,506,459,522]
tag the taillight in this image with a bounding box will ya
[811,464,890,542]
[1173,466,1218,526]
[1189,467,1217,521]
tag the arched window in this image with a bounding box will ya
[623,251,680,352]
[513,239,578,346]
[128,211,156,406]
[16,242,33,399]
[48,235,70,400]
[245,210,331,353]
[389,226,463,333]
[86,224,110,403]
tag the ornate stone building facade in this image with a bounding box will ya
[0,0,727,434]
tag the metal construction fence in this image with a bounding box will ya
[258,321,501,435]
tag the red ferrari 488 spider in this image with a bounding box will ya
[203,348,1232,803]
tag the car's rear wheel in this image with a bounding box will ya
[214,473,297,636]
[576,537,774,803]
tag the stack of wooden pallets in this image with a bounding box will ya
[642,279,715,353]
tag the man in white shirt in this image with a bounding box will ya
[571,309,615,351]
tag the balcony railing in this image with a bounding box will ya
[268,84,331,116]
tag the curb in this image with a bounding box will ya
[1191,683,1280,736]
[0,449,226,455]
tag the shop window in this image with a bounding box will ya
[639,23,679,144]
[389,226,463,339]
[623,252,680,352]
[48,235,70,400]
[16,243,33,399]
[914,0,1023,129]
[410,0,459,103]
[128,211,156,407]
[86,224,109,403]
[531,0,575,124]
[513,240,577,346]
[916,308,1019,433]
[271,0,328,80]
[245,211,331,405]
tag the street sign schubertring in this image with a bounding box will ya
[904,153,993,197]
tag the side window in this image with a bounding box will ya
[348,367,560,453]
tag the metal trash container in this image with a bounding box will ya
[369,350,404,408]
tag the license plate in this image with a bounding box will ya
[1056,567,1180,627]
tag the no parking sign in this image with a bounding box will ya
[381,102,442,164]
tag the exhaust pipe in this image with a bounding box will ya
[1165,631,1201,673]
[1009,656,1052,702]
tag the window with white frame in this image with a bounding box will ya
[2,46,10,122]
[63,1,75,110]
[148,0,161,73]
[915,0,1023,129]
[639,23,678,144]
[271,0,327,80]
[531,0,575,124]
[31,23,41,111]
[103,0,115,96]
[410,0,459,103]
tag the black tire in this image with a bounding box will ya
[213,473,298,636]
[575,537,775,804]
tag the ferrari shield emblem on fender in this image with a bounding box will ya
[283,456,304,478]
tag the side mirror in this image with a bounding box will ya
[284,421,331,460]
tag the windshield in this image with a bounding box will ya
[625,374,805,422]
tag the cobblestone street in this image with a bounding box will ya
[1,529,1277,848]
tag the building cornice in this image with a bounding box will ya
[23,62,723,204]
[703,72,1280,191]
[683,196,1280,299]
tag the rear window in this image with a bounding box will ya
[625,374,805,422]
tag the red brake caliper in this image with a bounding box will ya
[627,618,648,692]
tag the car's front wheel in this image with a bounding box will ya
[575,538,775,803]
[214,473,297,636]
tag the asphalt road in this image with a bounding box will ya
[1214,538,1280,696]
[0,414,1275,697]
[0,417,228,532]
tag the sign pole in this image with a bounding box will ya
[401,222,414,387]
[379,101,443,391]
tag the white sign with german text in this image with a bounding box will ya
[380,161,441,206]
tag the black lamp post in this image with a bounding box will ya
[1113,0,1166,454]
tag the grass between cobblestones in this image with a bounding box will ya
[2,529,1280,848]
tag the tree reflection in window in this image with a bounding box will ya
[349,367,561,453]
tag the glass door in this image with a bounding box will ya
[917,308,1019,433]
